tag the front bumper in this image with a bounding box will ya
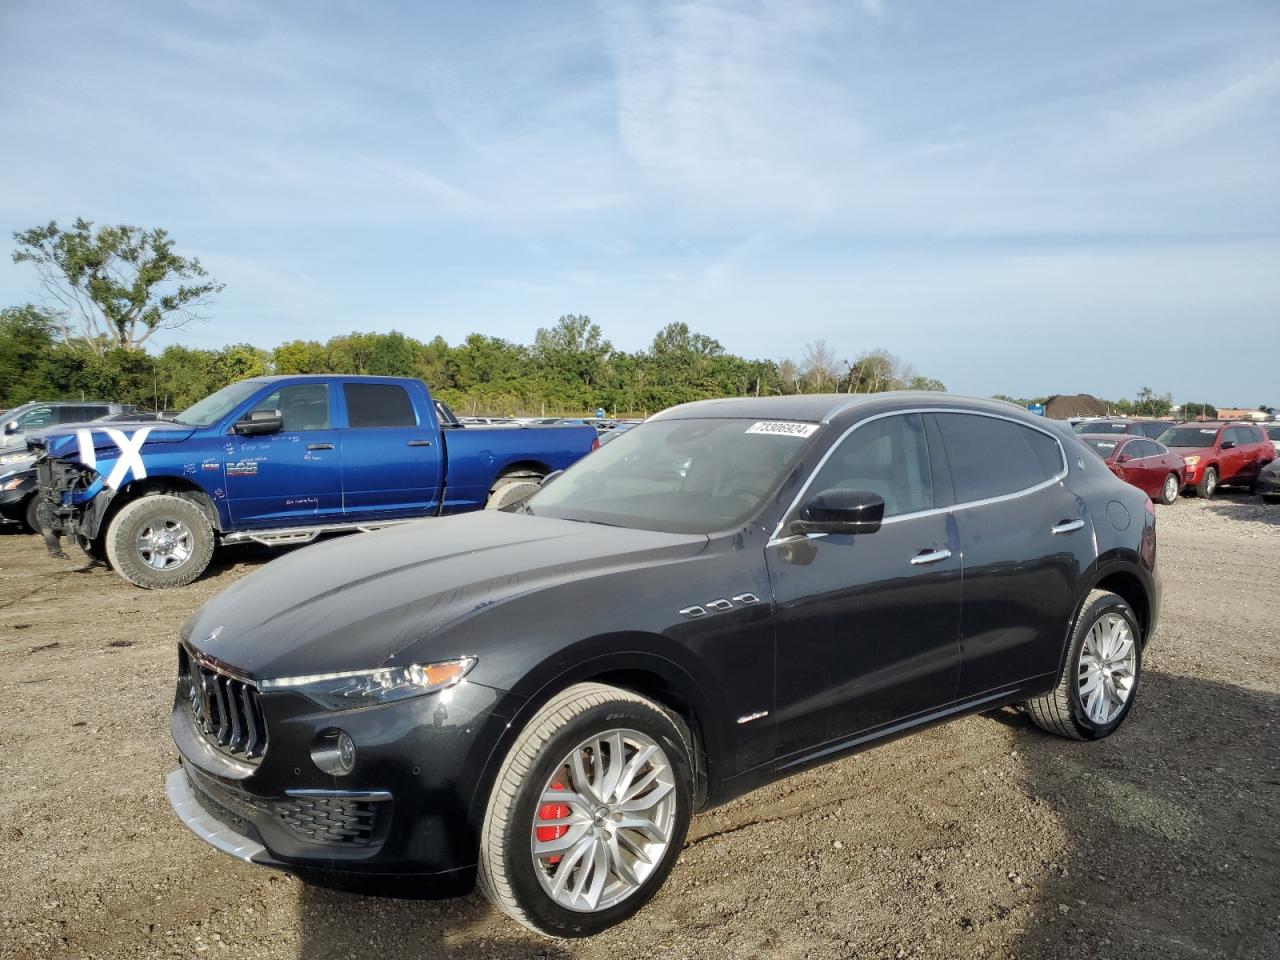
[168,671,518,885]
[166,768,268,863]
[1258,472,1280,497]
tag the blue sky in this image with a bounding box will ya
[1,0,1277,403]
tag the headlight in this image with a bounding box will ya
[259,657,475,711]
[1183,455,1200,466]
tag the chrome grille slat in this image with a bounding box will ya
[180,646,267,763]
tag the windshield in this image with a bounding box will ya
[526,417,817,534]
[1073,421,1128,434]
[1159,426,1220,447]
[1081,438,1122,459]
[173,381,264,427]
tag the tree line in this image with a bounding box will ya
[0,305,947,416]
[1,219,946,416]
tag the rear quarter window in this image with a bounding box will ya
[934,413,1063,503]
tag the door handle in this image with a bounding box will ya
[407,439,433,447]
[910,548,952,566]
[1052,519,1085,535]
[306,443,334,451]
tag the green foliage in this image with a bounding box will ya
[0,305,58,404]
[0,313,947,417]
[1182,401,1217,419]
[12,219,223,353]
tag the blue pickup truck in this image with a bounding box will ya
[31,375,598,588]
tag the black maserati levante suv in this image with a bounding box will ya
[168,393,1160,937]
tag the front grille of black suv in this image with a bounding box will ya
[180,645,269,763]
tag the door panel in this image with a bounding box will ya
[339,382,442,516]
[768,513,962,758]
[226,384,343,526]
[927,411,1097,698]
[769,412,962,759]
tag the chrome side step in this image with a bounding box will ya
[221,518,414,547]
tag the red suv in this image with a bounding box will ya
[1156,422,1276,497]
[1078,434,1186,504]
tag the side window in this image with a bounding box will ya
[1125,439,1154,459]
[15,406,54,429]
[1224,426,1244,446]
[250,384,330,431]
[934,413,1063,503]
[344,383,417,429]
[806,413,932,518]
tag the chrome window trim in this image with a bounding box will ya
[769,407,1069,543]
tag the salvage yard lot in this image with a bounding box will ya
[1,497,1277,960]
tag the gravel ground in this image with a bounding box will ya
[1,493,1277,960]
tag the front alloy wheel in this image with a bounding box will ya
[532,729,677,913]
[478,683,693,937]
[1160,472,1180,505]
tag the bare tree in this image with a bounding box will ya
[801,339,840,392]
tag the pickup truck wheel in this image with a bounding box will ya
[104,494,215,589]
[486,478,542,511]
[1195,466,1217,499]
[477,682,693,938]
[1025,590,1143,741]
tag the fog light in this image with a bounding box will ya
[311,728,356,776]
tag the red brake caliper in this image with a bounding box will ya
[537,781,570,865]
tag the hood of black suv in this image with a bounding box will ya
[186,511,708,679]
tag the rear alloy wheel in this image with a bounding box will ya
[478,682,693,937]
[1159,472,1180,505]
[1196,466,1217,499]
[1025,589,1143,740]
[105,494,215,589]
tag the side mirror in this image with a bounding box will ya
[3,420,16,435]
[1220,440,1236,450]
[540,469,564,487]
[234,409,283,436]
[791,488,885,536]
[1116,452,1132,463]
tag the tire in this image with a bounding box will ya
[23,494,40,533]
[1158,472,1180,505]
[1025,590,1143,741]
[486,477,542,511]
[104,494,215,589]
[477,682,693,938]
[1195,466,1217,499]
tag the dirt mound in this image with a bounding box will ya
[1044,393,1108,419]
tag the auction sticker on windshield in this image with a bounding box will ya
[745,421,820,438]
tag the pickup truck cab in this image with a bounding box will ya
[32,376,597,588]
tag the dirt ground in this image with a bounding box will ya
[1,493,1277,960]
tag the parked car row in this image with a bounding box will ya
[1076,419,1275,503]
